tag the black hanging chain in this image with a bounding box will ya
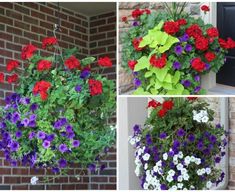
[54,2,61,32]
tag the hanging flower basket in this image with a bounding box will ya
[129,98,227,190]
[121,3,235,95]
[0,36,115,184]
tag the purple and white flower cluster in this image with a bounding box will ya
[129,98,227,190]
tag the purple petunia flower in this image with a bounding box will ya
[177,128,185,137]
[181,80,191,88]
[58,144,68,153]
[179,33,189,42]
[194,86,201,93]
[20,97,30,105]
[72,140,80,147]
[67,132,75,139]
[75,85,82,92]
[197,141,204,150]
[66,125,73,133]
[209,135,217,144]
[133,124,141,135]
[160,184,168,190]
[205,63,211,70]
[215,156,221,164]
[52,167,60,173]
[58,158,67,168]
[194,75,200,82]
[0,122,7,129]
[188,134,195,142]
[173,140,180,148]
[174,45,183,55]
[37,131,46,140]
[133,78,141,88]
[88,164,96,172]
[29,114,37,121]
[28,120,36,128]
[80,69,90,79]
[42,140,51,149]
[159,132,167,139]
[11,160,17,166]
[133,21,139,27]
[10,141,19,152]
[185,44,192,52]
[100,164,106,171]
[30,103,38,112]
[15,130,22,138]
[21,118,29,127]
[173,61,181,70]
[46,134,55,141]
[12,112,20,123]
[146,134,152,145]
[216,123,222,128]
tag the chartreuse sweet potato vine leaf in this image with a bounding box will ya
[133,20,185,95]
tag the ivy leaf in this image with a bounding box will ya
[81,57,96,66]
[134,56,150,71]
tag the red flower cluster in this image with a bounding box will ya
[128,60,137,70]
[195,36,209,51]
[186,24,202,39]
[177,19,187,26]
[98,56,112,67]
[157,100,174,118]
[205,52,216,62]
[122,16,127,22]
[207,27,219,38]
[191,58,206,72]
[201,5,210,12]
[7,74,18,84]
[42,37,57,49]
[147,99,161,109]
[6,60,19,72]
[132,37,144,51]
[219,38,235,49]
[33,81,51,101]
[163,21,180,35]
[21,44,37,60]
[187,97,198,101]
[0,73,4,83]
[64,55,81,70]
[88,79,103,96]
[150,54,167,68]
[132,9,151,19]
[37,60,52,71]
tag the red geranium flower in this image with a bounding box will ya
[144,9,151,14]
[42,37,57,49]
[205,52,216,62]
[33,81,51,101]
[206,27,219,38]
[187,97,198,101]
[37,60,52,71]
[6,60,20,72]
[158,109,167,118]
[128,60,137,70]
[98,56,112,67]
[147,100,161,109]
[219,38,235,49]
[7,74,18,84]
[163,21,180,35]
[64,55,81,70]
[201,5,210,12]
[132,9,144,19]
[88,79,103,96]
[21,44,37,60]
[0,73,4,83]
[195,36,209,51]
[162,100,174,110]
[191,58,206,72]
[177,19,187,26]
[122,16,127,22]
[186,24,202,39]
[150,54,167,69]
[132,37,144,51]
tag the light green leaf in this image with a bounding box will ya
[132,87,150,95]
[164,74,172,83]
[162,82,173,90]
[145,71,153,78]
[172,71,181,85]
[134,56,150,71]
[152,67,169,82]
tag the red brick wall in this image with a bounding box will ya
[0,2,116,190]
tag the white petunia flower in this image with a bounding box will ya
[163,153,168,160]
[205,167,211,175]
[181,168,187,175]
[177,175,183,182]
[30,176,39,185]
[177,183,183,189]
[144,163,148,170]
[168,169,175,176]
[166,175,173,182]
[173,159,178,165]
[184,156,191,165]
[190,185,195,189]
[195,158,201,165]
[177,163,184,170]
[206,181,212,189]
[135,166,141,176]
[190,156,196,162]
[183,173,189,181]
[197,169,202,176]
[143,183,149,190]
[201,116,209,123]
[170,185,178,190]
[129,137,136,145]
[178,151,183,159]
[143,153,150,161]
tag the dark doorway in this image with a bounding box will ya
[216,2,235,86]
